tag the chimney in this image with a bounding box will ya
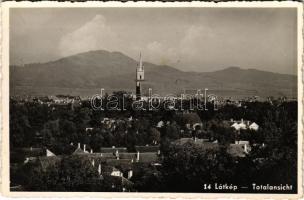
[98,164,101,175]
[116,150,119,160]
[30,147,33,151]
[136,151,140,162]
[244,144,248,153]
[241,118,244,123]
[92,159,95,167]
[78,143,80,149]
[84,144,86,152]
[100,153,103,157]
[157,150,161,155]
[90,149,93,154]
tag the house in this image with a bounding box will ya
[229,119,259,131]
[156,120,164,128]
[100,147,128,153]
[73,143,89,155]
[249,122,259,131]
[46,149,56,157]
[104,158,134,180]
[173,138,250,158]
[99,165,124,177]
[231,122,241,131]
[85,127,94,132]
[136,152,159,163]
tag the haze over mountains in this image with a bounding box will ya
[10,50,297,98]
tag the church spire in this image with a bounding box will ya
[136,52,144,100]
[139,52,143,71]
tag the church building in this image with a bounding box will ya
[136,53,144,100]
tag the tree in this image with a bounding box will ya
[162,141,236,192]
[131,163,164,192]
[149,128,160,144]
[24,155,113,191]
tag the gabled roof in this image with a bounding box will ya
[249,122,259,129]
[72,147,88,155]
[46,149,56,157]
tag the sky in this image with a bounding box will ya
[10,7,297,74]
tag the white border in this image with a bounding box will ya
[1,1,303,199]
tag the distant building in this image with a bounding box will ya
[173,137,250,158]
[229,119,259,131]
[249,122,259,131]
[73,143,89,155]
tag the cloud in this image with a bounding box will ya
[58,15,119,57]
[144,41,179,65]
[58,15,217,71]
[142,25,215,68]
[180,25,216,58]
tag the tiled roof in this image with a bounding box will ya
[87,152,115,158]
[137,152,159,163]
[100,147,127,153]
[119,153,137,160]
[106,159,133,171]
[106,159,132,166]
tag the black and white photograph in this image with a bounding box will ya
[1,1,303,198]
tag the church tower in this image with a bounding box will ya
[136,53,144,100]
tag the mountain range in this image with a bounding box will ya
[10,50,297,98]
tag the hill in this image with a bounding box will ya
[10,50,297,98]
